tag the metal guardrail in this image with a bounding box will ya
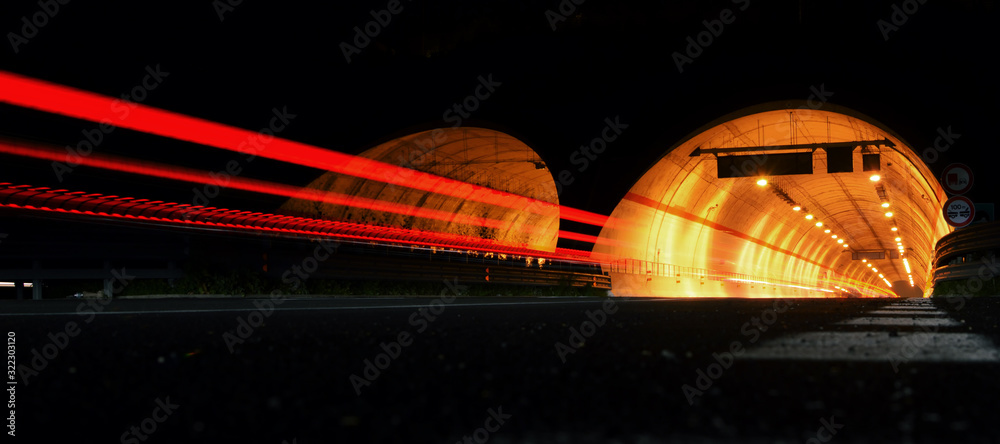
[307,243,611,290]
[609,259,754,282]
[931,221,999,293]
[933,221,1000,270]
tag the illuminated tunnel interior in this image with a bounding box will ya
[279,128,561,252]
[594,104,951,298]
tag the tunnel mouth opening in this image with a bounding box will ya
[596,103,949,298]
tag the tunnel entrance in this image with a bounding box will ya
[595,103,950,297]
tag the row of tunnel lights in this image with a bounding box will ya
[873,175,915,288]
[756,178,850,250]
[758,174,910,290]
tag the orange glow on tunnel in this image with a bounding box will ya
[595,104,950,297]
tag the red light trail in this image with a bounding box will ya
[0,70,614,228]
[0,140,542,235]
[0,140,629,247]
[0,183,605,265]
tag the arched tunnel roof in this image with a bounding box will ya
[595,104,951,297]
[280,127,560,252]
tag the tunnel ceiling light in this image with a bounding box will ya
[872,268,878,272]
[867,263,872,267]
[879,274,884,278]
[792,206,801,211]
[891,227,898,231]
[837,239,844,244]
[757,179,768,186]
[881,202,890,208]
[815,222,823,227]
[870,174,881,182]
[895,237,901,242]
[843,244,849,248]
[831,235,838,239]
[862,259,867,262]
[885,212,893,217]
[805,214,814,220]
[824,229,831,233]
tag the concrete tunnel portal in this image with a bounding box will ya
[280,104,950,298]
[595,103,951,297]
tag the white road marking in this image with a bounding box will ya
[864,310,948,316]
[837,317,961,327]
[742,332,1000,362]
[874,306,940,310]
[743,298,1000,363]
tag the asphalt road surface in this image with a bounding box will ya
[3,295,999,443]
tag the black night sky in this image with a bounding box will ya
[1,0,997,226]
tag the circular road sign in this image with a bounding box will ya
[944,195,976,228]
[941,163,974,195]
